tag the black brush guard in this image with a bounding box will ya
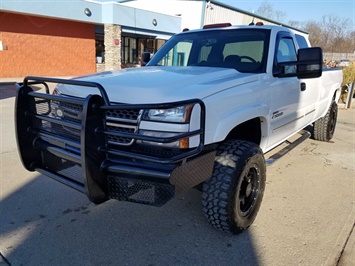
[15,76,215,206]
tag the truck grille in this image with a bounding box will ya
[52,101,82,139]
[106,109,140,120]
[55,102,141,146]
[105,109,141,146]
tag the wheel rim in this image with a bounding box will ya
[238,164,261,217]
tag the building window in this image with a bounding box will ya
[95,34,105,62]
[120,36,168,68]
[121,37,138,66]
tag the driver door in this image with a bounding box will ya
[268,32,304,148]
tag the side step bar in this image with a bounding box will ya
[266,130,311,165]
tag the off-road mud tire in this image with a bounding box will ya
[202,140,266,234]
[313,101,338,142]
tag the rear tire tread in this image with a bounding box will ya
[313,101,338,142]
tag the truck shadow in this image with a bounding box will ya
[0,83,41,100]
[0,174,261,266]
[0,83,18,100]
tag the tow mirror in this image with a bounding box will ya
[296,47,323,79]
[276,47,323,79]
[141,52,151,67]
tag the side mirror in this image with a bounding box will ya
[141,52,151,67]
[276,47,323,79]
[297,47,323,79]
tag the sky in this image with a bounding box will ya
[219,0,355,26]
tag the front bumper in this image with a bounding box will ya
[15,76,214,206]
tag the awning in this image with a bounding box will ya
[122,27,173,40]
[155,34,172,40]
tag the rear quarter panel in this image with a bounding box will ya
[314,68,342,119]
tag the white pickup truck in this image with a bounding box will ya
[16,23,342,234]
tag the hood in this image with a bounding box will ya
[57,66,259,104]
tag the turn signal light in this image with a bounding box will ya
[179,138,189,149]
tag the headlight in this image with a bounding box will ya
[142,105,192,123]
[53,86,61,95]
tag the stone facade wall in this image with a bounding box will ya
[104,24,121,71]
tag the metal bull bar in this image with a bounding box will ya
[15,76,208,206]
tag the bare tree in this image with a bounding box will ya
[320,15,351,52]
[303,15,353,53]
[256,2,286,22]
[254,1,353,53]
[288,20,303,28]
[303,21,324,47]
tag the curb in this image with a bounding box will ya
[337,223,355,266]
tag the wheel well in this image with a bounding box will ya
[334,88,341,102]
[226,118,261,145]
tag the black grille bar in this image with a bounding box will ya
[36,131,81,149]
[35,167,85,193]
[28,91,85,105]
[98,128,203,143]
[25,76,110,105]
[34,138,81,164]
[99,143,204,164]
[31,113,81,130]
[102,161,172,183]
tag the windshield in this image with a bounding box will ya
[147,28,270,73]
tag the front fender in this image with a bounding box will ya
[211,104,270,143]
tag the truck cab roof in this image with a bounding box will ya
[181,23,309,39]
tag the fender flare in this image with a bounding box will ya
[212,104,270,143]
[319,84,342,118]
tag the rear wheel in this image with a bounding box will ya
[313,101,338,142]
[202,140,266,234]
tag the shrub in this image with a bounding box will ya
[340,63,355,103]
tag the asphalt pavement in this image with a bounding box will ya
[0,81,354,266]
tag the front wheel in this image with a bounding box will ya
[202,140,266,234]
[313,101,338,142]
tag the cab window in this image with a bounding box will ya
[158,40,192,66]
[276,37,297,63]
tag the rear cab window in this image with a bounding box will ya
[295,34,310,49]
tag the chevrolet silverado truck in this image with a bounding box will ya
[15,23,342,234]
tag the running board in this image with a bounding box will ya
[266,130,311,165]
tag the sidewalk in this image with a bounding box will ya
[0,76,73,85]
[0,77,24,84]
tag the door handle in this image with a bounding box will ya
[301,82,306,91]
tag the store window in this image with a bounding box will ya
[95,34,105,63]
[122,37,137,66]
[121,37,167,68]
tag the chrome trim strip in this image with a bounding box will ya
[106,115,138,124]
